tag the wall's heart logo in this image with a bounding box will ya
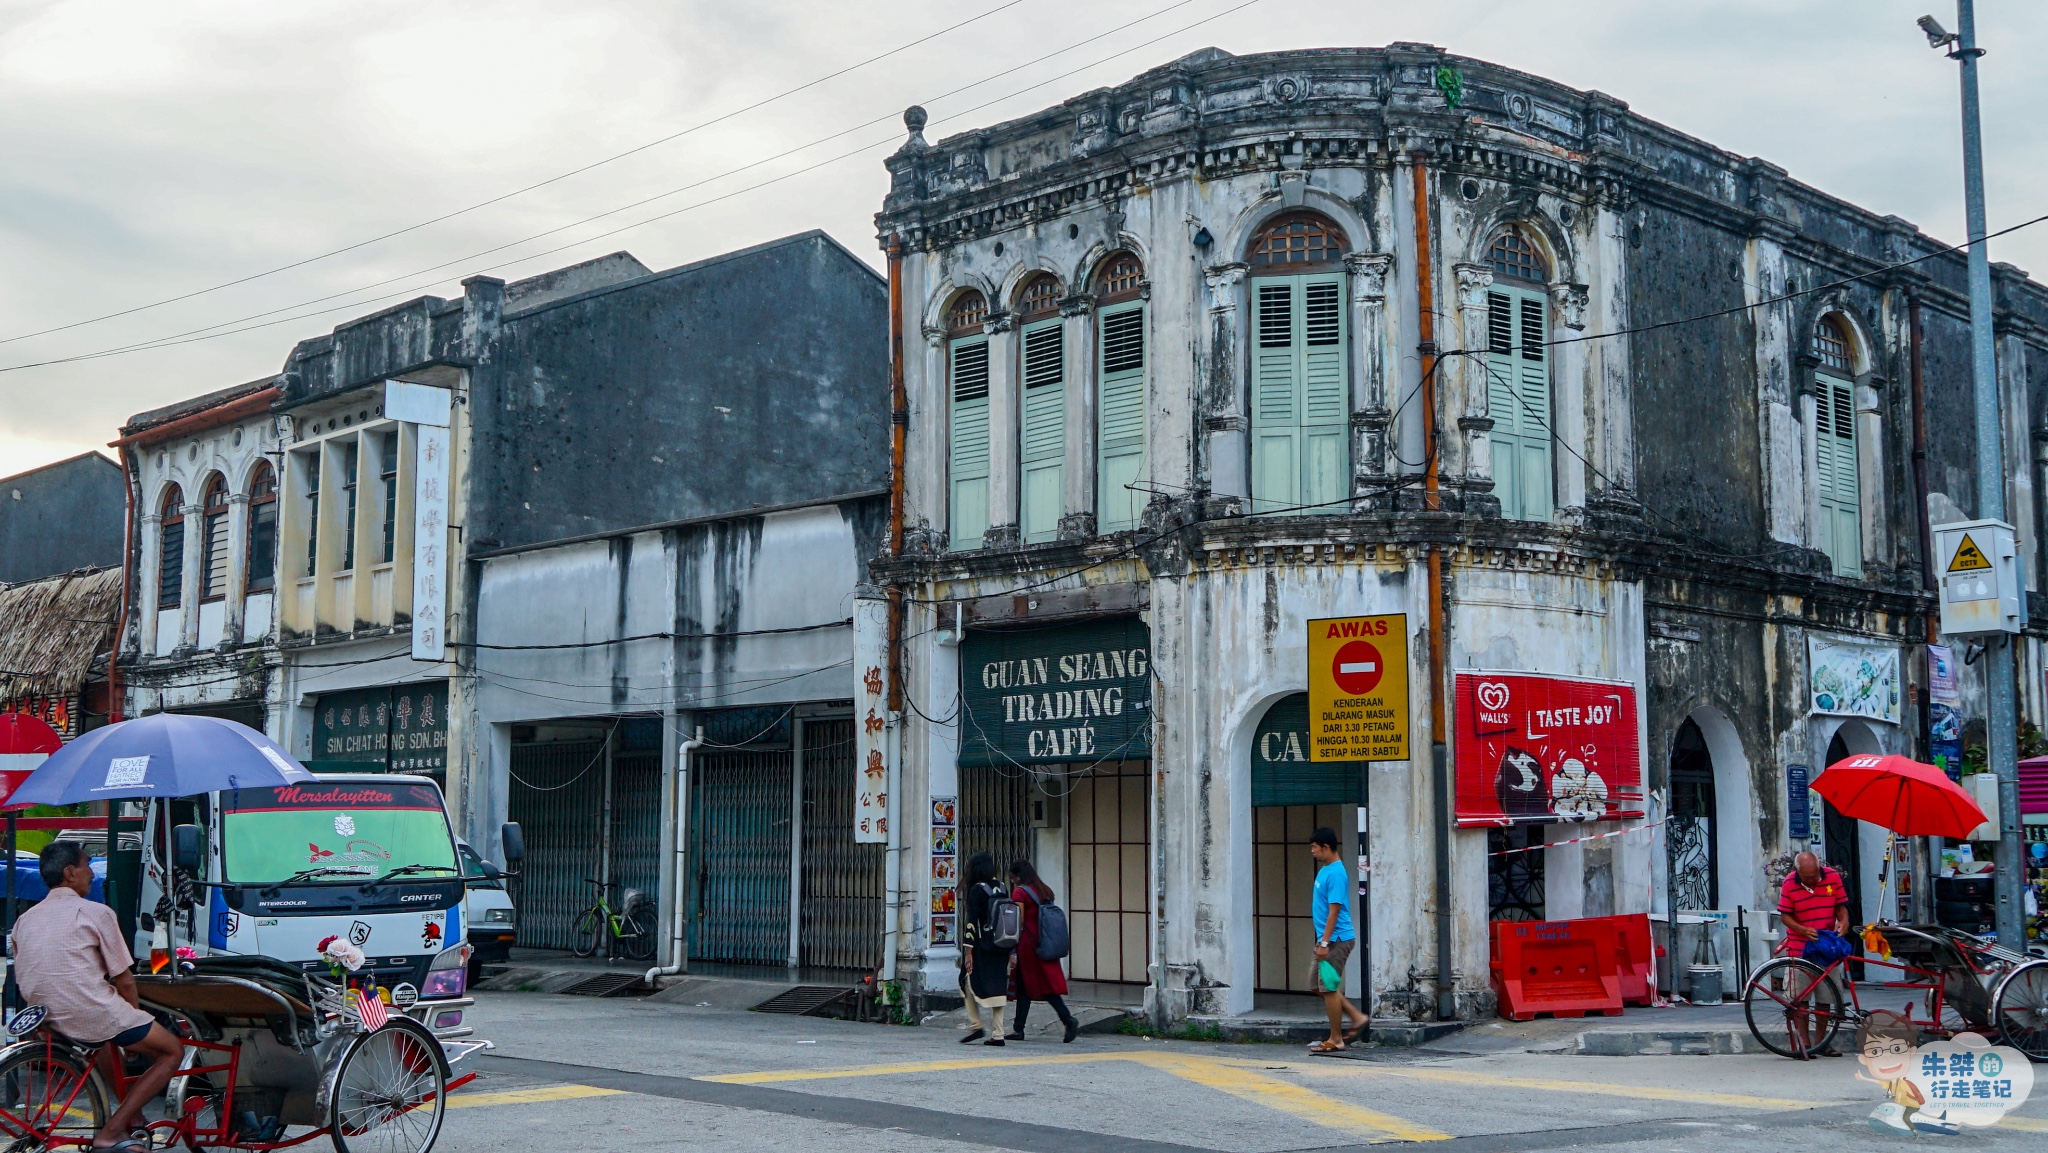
[1477,682,1511,712]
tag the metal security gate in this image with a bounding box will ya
[609,751,663,917]
[507,740,606,951]
[1068,759,1150,984]
[799,720,883,971]
[688,748,792,965]
[960,764,1034,876]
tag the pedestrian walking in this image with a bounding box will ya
[958,851,1014,1046]
[1307,826,1366,1053]
[1003,859,1078,1043]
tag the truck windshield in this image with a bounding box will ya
[222,782,457,884]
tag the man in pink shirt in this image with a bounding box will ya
[11,841,182,1152]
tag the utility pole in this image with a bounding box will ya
[1923,1,2026,947]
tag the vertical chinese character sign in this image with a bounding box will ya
[412,424,450,661]
[853,594,892,844]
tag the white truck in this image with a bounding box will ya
[136,773,523,1039]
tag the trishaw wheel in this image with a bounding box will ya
[328,1019,447,1153]
[1992,960,2048,1061]
[1743,957,1845,1059]
[0,1043,108,1148]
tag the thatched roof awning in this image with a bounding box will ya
[0,568,122,701]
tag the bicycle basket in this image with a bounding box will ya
[620,888,646,914]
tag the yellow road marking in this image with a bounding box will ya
[448,1084,626,1109]
[1281,1061,1843,1111]
[704,1051,1446,1142]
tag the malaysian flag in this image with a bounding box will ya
[354,987,389,1031]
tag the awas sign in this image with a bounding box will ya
[1453,672,1642,827]
[1305,615,1409,763]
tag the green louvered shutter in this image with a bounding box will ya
[1815,376,1861,576]
[1019,319,1066,543]
[1251,280,1300,513]
[1486,286,1554,521]
[1301,275,1348,510]
[949,337,990,550]
[1097,303,1146,531]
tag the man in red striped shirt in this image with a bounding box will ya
[1779,851,1849,957]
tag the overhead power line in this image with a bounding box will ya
[0,0,1264,376]
[0,0,1042,349]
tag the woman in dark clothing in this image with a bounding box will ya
[1005,859,1078,1043]
[958,851,1011,1046]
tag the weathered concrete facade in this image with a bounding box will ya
[874,44,2048,1022]
[0,452,126,585]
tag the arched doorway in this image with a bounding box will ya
[1249,693,1364,998]
[1668,718,1718,911]
[1821,730,1865,929]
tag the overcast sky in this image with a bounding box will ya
[2,0,2043,479]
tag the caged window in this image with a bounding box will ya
[246,461,277,593]
[157,485,185,609]
[200,474,231,600]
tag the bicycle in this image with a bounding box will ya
[570,878,656,962]
[1741,920,2048,1061]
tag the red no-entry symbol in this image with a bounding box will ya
[1331,640,1384,696]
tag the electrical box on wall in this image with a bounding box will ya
[1030,786,1062,829]
[1931,519,2025,635]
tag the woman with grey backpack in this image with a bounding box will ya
[1004,859,1078,1043]
[958,852,1015,1045]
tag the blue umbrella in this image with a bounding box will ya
[3,713,316,808]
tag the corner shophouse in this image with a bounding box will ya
[874,44,2048,1023]
[266,234,891,970]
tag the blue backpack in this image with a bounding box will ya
[1020,887,1070,962]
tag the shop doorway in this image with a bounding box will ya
[1487,826,1546,921]
[1254,803,1359,993]
[797,719,884,971]
[1668,718,1719,911]
[507,720,663,952]
[1067,759,1151,984]
[1821,732,1865,926]
[959,763,1035,876]
[689,744,793,966]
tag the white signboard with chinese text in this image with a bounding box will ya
[411,424,450,661]
[853,593,892,844]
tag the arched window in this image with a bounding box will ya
[199,474,231,600]
[1246,213,1349,513]
[1095,253,1147,531]
[1812,315,1861,576]
[1015,276,1067,543]
[1484,228,1555,521]
[1248,212,1348,267]
[158,485,185,609]
[946,291,991,550]
[246,461,278,593]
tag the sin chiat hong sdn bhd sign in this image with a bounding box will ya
[958,618,1150,766]
[1305,615,1410,763]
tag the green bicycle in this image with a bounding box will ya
[571,877,656,961]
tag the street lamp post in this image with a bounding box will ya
[1922,1,2027,949]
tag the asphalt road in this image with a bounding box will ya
[431,990,2048,1152]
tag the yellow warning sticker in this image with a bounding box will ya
[1948,533,1992,573]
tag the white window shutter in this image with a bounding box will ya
[1251,280,1301,513]
[1486,286,1554,521]
[1020,320,1066,543]
[1096,303,1147,531]
[949,337,991,550]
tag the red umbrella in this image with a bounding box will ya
[1811,753,1988,839]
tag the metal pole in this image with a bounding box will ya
[1948,0,2026,948]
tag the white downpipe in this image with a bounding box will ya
[646,726,704,983]
[881,710,903,981]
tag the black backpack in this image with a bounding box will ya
[975,882,1022,951]
[1020,886,1070,961]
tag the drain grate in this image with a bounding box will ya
[560,972,652,998]
[753,986,856,1016]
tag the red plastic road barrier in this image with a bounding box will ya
[1489,918,1624,1021]
[1570,913,1656,1007]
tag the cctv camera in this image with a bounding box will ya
[1917,15,1957,49]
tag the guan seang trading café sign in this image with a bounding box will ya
[959,618,1151,766]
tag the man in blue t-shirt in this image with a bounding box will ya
[1308,826,1365,1052]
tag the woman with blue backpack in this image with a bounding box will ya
[1005,858,1079,1044]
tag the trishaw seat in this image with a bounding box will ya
[133,972,315,1021]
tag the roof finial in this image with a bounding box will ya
[903,105,928,148]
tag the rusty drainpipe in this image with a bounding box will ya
[108,442,139,724]
[1412,154,1455,1022]
[884,233,909,981]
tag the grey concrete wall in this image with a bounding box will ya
[0,453,126,584]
